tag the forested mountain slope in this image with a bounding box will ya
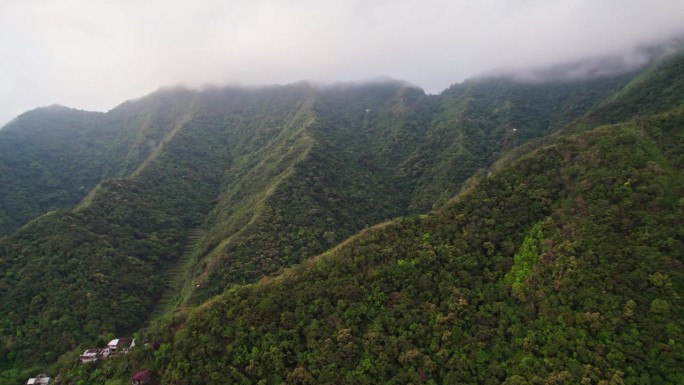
[191,83,430,300]
[0,85,316,376]
[154,104,684,385]
[191,75,636,302]
[1,49,680,383]
[404,73,635,211]
[0,89,198,236]
[591,47,684,123]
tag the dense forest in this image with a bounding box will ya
[0,90,200,236]
[154,106,684,385]
[0,46,682,384]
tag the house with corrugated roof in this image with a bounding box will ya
[26,374,51,384]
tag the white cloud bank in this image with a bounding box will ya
[1,0,683,126]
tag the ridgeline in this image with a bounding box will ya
[0,47,683,384]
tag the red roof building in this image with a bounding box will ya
[131,369,153,385]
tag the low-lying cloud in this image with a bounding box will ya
[1,0,684,126]
[490,39,682,83]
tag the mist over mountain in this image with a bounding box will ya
[3,0,684,127]
[0,43,683,384]
[482,38,681,84]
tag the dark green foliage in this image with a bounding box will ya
[0,89,198,236]
[195,83,431,296]
[3,47,684,383]
[158,111,684,384]
[194,77,634,300]
[406,74,634,211]
[0,85,316,372]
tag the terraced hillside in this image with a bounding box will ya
[148,228,204,321]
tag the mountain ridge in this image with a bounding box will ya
[1,48,683,383]
[154,107,684,384]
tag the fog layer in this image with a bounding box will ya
[1,0,684,126]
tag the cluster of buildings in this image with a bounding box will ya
[78,337,135,364]
[77,337,154,384]
[79,337,134,364]
[27,337,153,385]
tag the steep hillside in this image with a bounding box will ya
[0,89,198,236]
[405,73,635,211]
[150,106,684,385]
[190,76,636,302]
[590,46,684,123]
[1,49,676,382]
[0,85,316,377]
[190,83,430,300]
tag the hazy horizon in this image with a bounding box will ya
[2,0,684,127]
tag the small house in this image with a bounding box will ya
[26,374,51,384]
[108,337,134,352]
[79,349,101,363]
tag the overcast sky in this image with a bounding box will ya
[1,0,684,126]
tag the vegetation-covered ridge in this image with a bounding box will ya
[191,74,636,302]
[155,106,684,384]
[0,89,199,236]
[2,47,684,383]
[0,85,317,378]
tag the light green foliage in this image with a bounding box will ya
[506,221,544,297]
